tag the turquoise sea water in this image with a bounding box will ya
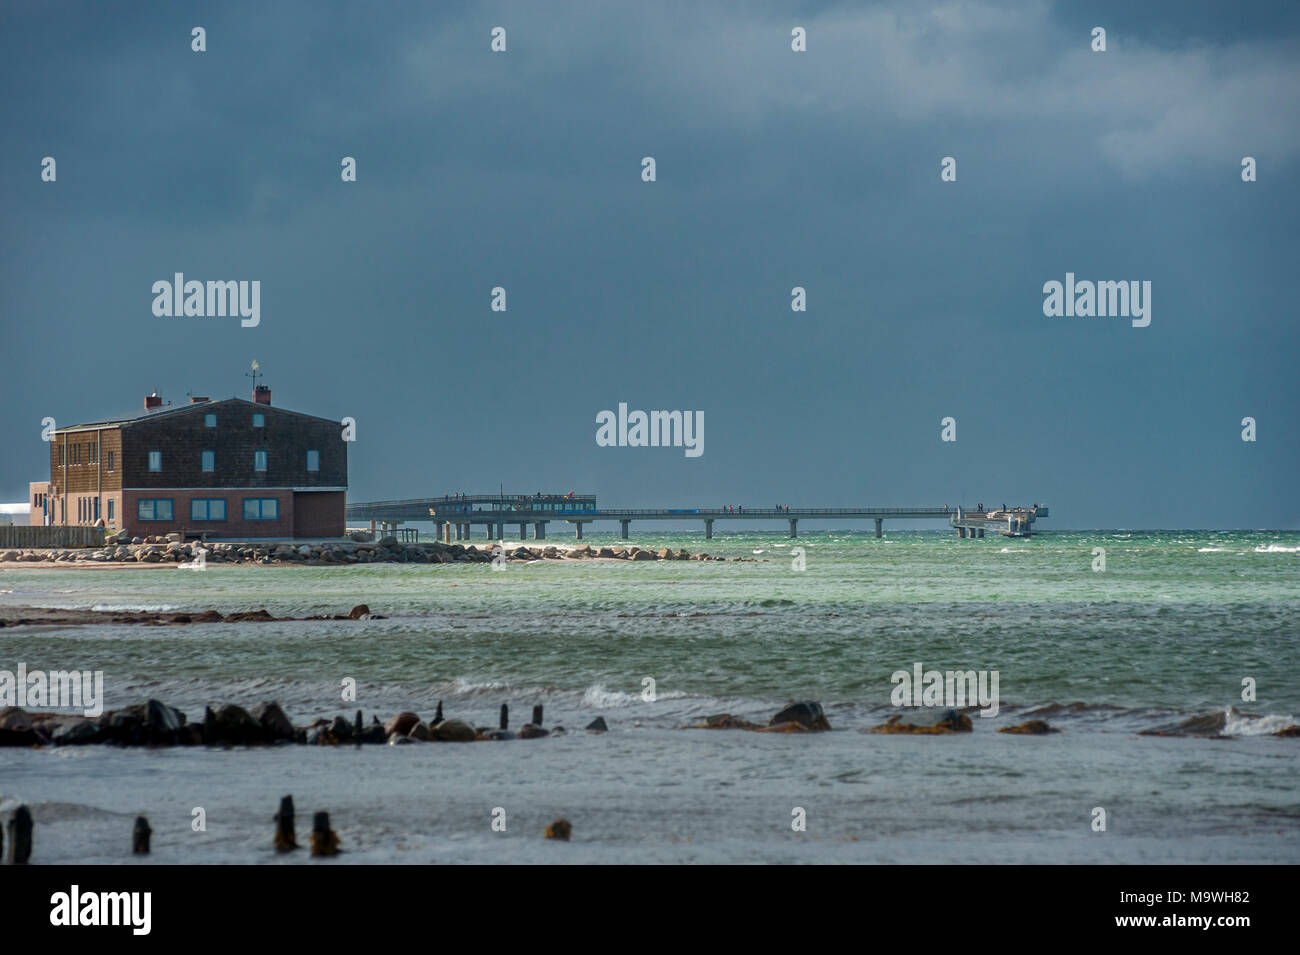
[2,529,1298,864]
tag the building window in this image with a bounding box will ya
[148,450,162,472]
[106,451,115,472]
[107,500,114,522]
[89,444,97,465]
[201,450,215,472]
[253,413,265,428]
[58,446,64,466]
[306,450,320,472]
[71,444,80,465]
[254,450,267,471]
[93,498,100,521]
[137,498,174,521]
[243,498,278,521]
[191,498,227,521]
[205,413,217,428]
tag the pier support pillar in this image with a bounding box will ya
[875,518,883,539]
[958,527,966,538]
[620,520,630,539]
[534,522,546,540]
[789,519,797,539]
[705,519,714,540]
[518,523,527,539]
[369,519,375,537]
[575,523,584,540]
[485,525,493,540]
[497,522,505,540]
[978,528,984,538]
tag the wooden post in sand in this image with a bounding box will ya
[132,816,151,854]
[500,704,509,730]
[309,811,341,857]
[7,805,32,864]
[532,704,543,727]
[274,795,298,852]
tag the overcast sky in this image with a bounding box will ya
[2,0,1297,529]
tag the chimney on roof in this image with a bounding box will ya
[253,385,271,406]
[189,396,209,404]
[144,393,163,411]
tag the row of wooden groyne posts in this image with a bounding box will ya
[0,796,574,865]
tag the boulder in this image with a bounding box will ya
[544,819,572,840]
[0,706,39,746]
[519,723,550,739]
[48,716,103,745]
[585,716,608,733]
[347,604,371,620]
[359,717,388,744]
[657,548,674,560]
[688,713,762,730]
[407,720,433,741]
[323,715,354,743]
[250,701,296,742]
[99,699,186,745]
[998,719,1059,735]
[769,701,831,732]
[866,708,973,734]
[210,703,264,744]
[384,711,420,737]
[434,719,477,742]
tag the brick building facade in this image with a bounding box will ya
[33,387,347,539]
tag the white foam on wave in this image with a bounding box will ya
[90,603,179,612]
[1222,707,1297,737]
[582,682,686,708]
[1197,547,1231,553]
[1255,544,1300,554]
[451,677,512,696]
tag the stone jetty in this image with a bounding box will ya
[0,530,740,567]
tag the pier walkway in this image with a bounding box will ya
[345,494,1048,541]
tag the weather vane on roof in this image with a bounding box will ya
[245,359,262,390]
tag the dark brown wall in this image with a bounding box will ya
[49,428,123,493]
[293,491,345,537]
[120,399,347,490]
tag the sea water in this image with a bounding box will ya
[2,529,1297,863]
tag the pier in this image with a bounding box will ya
[345,494,1048,541]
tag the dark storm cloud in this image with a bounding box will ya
[1,1,1297,527]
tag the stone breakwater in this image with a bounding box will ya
[0,698,834,748]
[1,696,1295,748]
[0,604,384,629]
[0,532,745,566]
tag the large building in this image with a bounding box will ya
[31,386,347,539]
